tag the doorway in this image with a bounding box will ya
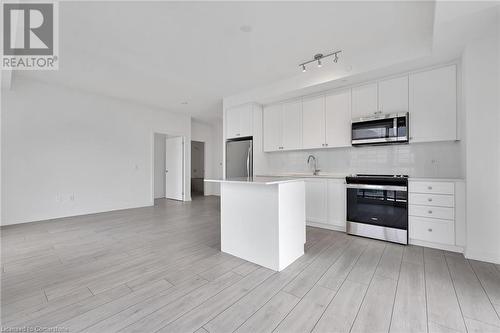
[153,133,185,202]
[191,141,205,197]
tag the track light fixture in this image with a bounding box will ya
[299,50,342,72]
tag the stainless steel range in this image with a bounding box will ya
[346,174,408,244]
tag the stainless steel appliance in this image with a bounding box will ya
[351,112,409,146]
[226,137,253,178]
[346,174,408,244]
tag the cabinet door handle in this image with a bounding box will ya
[325,143,329,147]
[428,186,433,190]
[428,210,433,214]
[236,133,240,136]
[428,228,433,232]
[428,198,433,202]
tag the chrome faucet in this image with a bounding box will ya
[307,155,320,176]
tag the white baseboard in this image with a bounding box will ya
[409,238,464,253]
[1,202,152,227]
[465,249,500,264]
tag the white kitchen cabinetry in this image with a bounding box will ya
[263,104,282,152]
[351,83,378,118]
[302,96,326,149]
[282,100,302,150]
[327,179,346,230]
[304,178,346,231]
[305,179,328,224]
[409,179,465,252]
[378,75,409,114]
[352,76,408,118]
[325,90,352,148]
[225,104,253,139]
[409,65,457,143]
[263,100,302,152]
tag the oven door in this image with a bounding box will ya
[351,115,408,145]
[346,184,408,230]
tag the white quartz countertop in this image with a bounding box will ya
[256,173,465,182]
[204,176,306,185]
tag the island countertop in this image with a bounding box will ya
[204,176,305,185]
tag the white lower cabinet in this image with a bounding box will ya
[327,179,347,230]
[408,180,465,251]
[305,179,328,224]
[305,178,346,231]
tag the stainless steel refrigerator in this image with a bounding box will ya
[226,137,253,178]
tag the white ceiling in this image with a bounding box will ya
[17,1,436,121]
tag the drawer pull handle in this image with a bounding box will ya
[428,186,433,190]
[428,198,433,202]
[428,210,433,214]
[428,228,433,232]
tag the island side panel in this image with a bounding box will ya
[278,181,306,271]
[220,182,280,270]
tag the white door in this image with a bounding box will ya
[325,90,352,148]
[302,96,326,149]
[282,100,302,150]
[165,136,184,201]
[305,179,328,224]
[378,75,409,114]
[263,104,283,152]
[409,65,457,143]
[351,83,378,118]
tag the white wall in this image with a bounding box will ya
[154,133,166,199]
[1,76,192,225]
[191,119,222,195]
[463,12,500,264]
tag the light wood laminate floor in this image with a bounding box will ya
[2,196,500,333]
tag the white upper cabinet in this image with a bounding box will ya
[378,75,409,114]
[263,100,302,152]
[302,96,326,149]
[351,83,378,118]
[225,104,253,139]
[325,90,352,148]
[409,65,457,143]
[282,100,302,150]
[263,104,282,152]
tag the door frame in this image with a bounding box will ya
[190,140,206,196]
[151,132,190,204]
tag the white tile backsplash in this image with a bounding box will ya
[257,141,464,178]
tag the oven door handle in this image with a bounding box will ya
[346,184,407,191]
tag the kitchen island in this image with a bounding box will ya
[204,177,305,271]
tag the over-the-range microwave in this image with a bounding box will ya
[351,112,409,146]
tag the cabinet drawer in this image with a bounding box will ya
[409,205,454,220]
[409,193,454,208]
[409,181,454,195]
[409,216,454,245]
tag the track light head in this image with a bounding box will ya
[299,50,342,72]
